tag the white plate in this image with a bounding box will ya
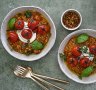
[58,29,96,84]
[1,6,56,61]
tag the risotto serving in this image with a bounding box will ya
[7,10,51,55]
[60,33,96,79]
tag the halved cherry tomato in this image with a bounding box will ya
[8,31,18,43]
[37,25,50,35]
[21,29,32,39]
[89,45,96,55]
[15,20,24,30]
[37,26,46,35]
[38,25,50,32]
[80,58,90,68]
[37,29,45,35]
[67,57,78,67]
[71,46,81,57]
[28,19,39,30]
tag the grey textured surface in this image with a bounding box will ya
[0,0,96,90]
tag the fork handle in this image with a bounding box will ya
[29,76,49,90]
[31,74,64,90]
[33,73,69,84]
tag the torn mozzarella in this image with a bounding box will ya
[80,46,94,61]
[24,22,29,29]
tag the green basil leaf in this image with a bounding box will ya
[76,33,89,43]
[80,66,94,79]
[31,40,44,50]
[59,53,66,61]
[25,11,32,18]
[8,18,16,29]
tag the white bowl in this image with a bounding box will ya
[1,6,56,61]
[58,29,96,84]
[61,9,82,30]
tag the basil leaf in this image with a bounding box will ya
[76,34,89,43]
[80,66,94,79]
[59,53,66,61]
[31,40,44,50]
[25,11,32,18]
[8,18,16,29]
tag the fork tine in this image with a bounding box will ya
[16,67,25,73]
[15,66,26,73]
[14,69,23,76]
[14,69,24,75]
[14,65,27,76]
[16,65,26,71]
[17,65,26,69]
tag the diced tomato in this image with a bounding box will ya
[15,20,24,30]
[21,29,32,39]
[33,14,42,21]
[89,45,96,55]
[8,31,18,43]
[71,46,81,57]
[67,57,78,67]
[33,50,41,54]
[80,58,90,68]
[28,19,39,30]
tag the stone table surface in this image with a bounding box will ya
[0,0,96,90]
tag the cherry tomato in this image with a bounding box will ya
[37,25,50,35]
[39,25,50,32]
[21,29,32,39]
[89,45,96,55]
[37,29,45,35]
[67,57,78,67]
[28,19,39,30]
[37,26,46,35]
[80,58,90,68]
[8,31,18,43]
[15,20,24,30]
[71,46,81,57]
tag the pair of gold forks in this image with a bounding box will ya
[14,65,69,90]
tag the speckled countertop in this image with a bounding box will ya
[0,0,96,90]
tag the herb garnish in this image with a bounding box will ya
[25,11,32,18]
[59,53,66,61]
[80,46,88,53]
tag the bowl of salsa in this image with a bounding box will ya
[61,9,82,30]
